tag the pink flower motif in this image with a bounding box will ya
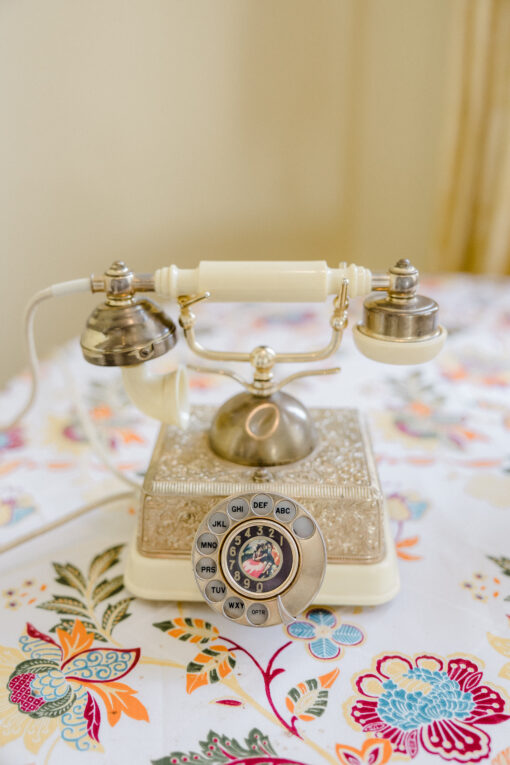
[344,653,510,762]
[0,427,23,451]
[1,621,148,753]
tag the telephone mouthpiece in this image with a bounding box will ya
[353,259,447,365]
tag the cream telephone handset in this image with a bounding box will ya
[6,259,446,627]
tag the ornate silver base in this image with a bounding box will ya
[138,405,388,561]
[127,405,399,605]
[125,515,399,606]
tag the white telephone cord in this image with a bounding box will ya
[0,490,136,554]
[65,362,143,490]
[3,279,90,429]
[1,279,143,494]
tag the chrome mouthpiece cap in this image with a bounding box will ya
[80,298,177,366]
[81,260,177,366]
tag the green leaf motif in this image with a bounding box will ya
[92,575,124,606]
[37,595,89,618]
[102,597,133,633]
[186,646,236,692]
[52,562,87,594]
[153,617,219,644]
[488,555,510,577]
[153,620,174,632]
[152,728,278,765]
[10,657,59,679]
[88,545,124,585]
[30,686,76,719]
[41,544,130,639]
[286,678,330,721]
[49,619,107,642]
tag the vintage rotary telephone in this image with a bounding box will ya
[77,258,445,627]
[7,258,445,627]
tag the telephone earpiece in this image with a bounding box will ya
[353,259,447,364]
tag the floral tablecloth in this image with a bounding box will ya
[1,274,510,765]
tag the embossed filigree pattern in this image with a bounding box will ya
[139,407,384,563]
[145,407,374,488]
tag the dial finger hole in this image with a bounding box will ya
[274,499,296,522]
[205,580,227,602]
[196,532,219,555]
[208,512,230,534]
[292,515,315,539]
[227,497,250,520]
[247,602,269,625]
[251,494,273,515]
[195,557,217,579]
[223,596,245,619]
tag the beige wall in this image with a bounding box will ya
[0,0,452,384]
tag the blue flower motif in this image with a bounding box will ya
[347,652,510,762]
[286,607,364,660]
[30,668,69,703]
[376,667,475,731]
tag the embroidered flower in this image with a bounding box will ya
[0,427,23,451]
[286,608,364,660]
[0,621,148,754]
[387,493,428,522]
[0,493,37,527]
[344,652,510,762]
[441,350,510,388]
[392,407,485,450]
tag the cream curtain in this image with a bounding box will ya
[435,0,510,273]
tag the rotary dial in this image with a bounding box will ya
[192,493,326,627]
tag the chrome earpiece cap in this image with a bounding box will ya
[359,292,439,342]
[354,259,446,364]
[359,259,440,342]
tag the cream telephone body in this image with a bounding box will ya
[14,259,447,628]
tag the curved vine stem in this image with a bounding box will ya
[218,637,338,765]
[219,637,299,738]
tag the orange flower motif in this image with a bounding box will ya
[57,620,95,662]
[336,737,392,765]
[395,536,421,561]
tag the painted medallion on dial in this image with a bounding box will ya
[240,536,283,580]
[224,522,295,596]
